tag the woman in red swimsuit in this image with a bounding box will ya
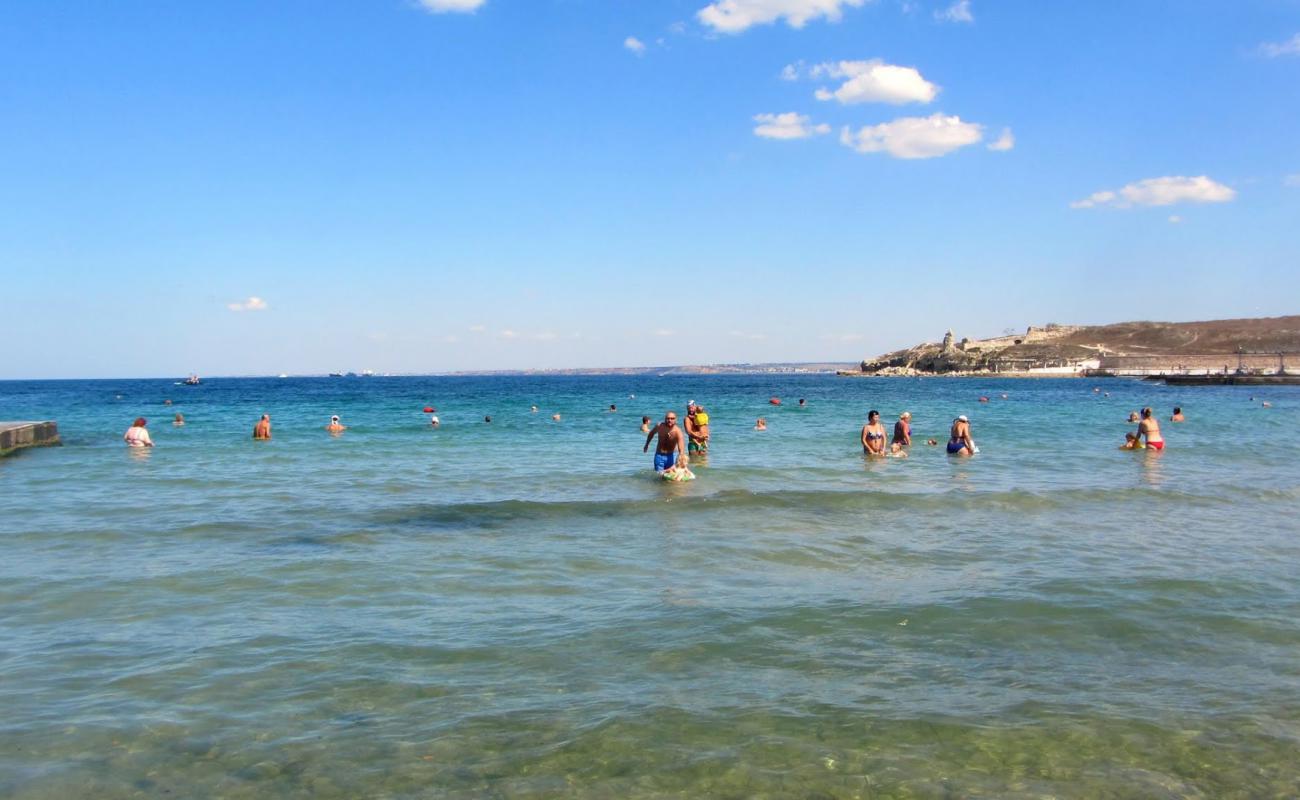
[1138,407,1165,450]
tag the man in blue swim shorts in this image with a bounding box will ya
[644,411,687,472]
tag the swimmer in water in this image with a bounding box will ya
[552,413,561,421]
[325,415,346,433]
[644,410,687,472]
[640,415,651,433]
[892,411,912,446]
[947,415,975,456]
[1119,432,1145,450]
[608,404,617,412]
[253,414,271,440]
[1128,411,1140,423]
[124,417,154,447]
[798,398,806,407]
[927,438,939,446]
[173,413,184,426]
[887,442,909,458]
[1137,407,1164,450]
[861,409,887,456]
[530,405,538,413]
[430,415,440,427]
[1170,406,1185,422]
[755,417,767,431]
[484,415,492,424]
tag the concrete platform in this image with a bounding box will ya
[0,421,61,457]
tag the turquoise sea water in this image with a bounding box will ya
[2,375,1298,798]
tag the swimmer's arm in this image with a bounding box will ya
[861,426,870,449]
[643,429,655,452]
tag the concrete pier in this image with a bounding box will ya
[0,421,61,457]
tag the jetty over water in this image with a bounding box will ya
[0,421,61,457]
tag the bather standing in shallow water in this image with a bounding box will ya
[947,415,975,456]
[1138,407,1164,450]
[892,411,912,446]
[861,410,887,456]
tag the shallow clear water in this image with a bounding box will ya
[2,375,1298,798]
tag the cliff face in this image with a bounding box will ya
[858,316,1300,375]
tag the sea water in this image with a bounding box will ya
[1,375,1297,798]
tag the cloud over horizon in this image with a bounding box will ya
[935,0,973,24]
[624,36,646,55]
[1071,175,1236,209]
[840,113,983,158]
[417,0,486,12]
[753,112,831,139]
[1259,33,1300,58]
[697,0,868,34]
[227,297,268,312]
[795,59,938,105]
[987,127,1014,151]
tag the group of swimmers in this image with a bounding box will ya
[123,412,348,447]
[1118,406,1185,451]
[124,397,1191,468]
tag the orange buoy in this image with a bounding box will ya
[769,397,781,405]
[423,406,435,413]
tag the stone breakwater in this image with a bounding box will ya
[0,421,61,457]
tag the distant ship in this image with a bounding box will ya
[328,372,344,377]
[360,369,375,377]
[182,374,201,386]
[278,373,288,379]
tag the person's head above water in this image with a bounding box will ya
[1173,406,1182,414]
[868,409,879,422]
[900,411,911,420]
[133,417,147,427]
[331,415,339,422]
[1141,407,1153,419]
[664,411,678,426]
[957,415,968,423]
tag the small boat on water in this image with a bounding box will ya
[328,372,344,378]
[181,374,201,386]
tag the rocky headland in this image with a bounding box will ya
[849,316,1300,376]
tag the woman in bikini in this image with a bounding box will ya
[861,410,887,456]
[1138,407,1165,450]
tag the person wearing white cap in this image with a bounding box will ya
[325,415,347,434]
[947,415,976,456]
[892,411,912,446]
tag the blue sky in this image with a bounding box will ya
[2,0,1298,378]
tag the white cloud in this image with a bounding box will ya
[753,112,831,139]
[468,324,487,333]
[227,296,268,312]
[935,0,972,23]
[1071,176,1236,209]
[987,127,1014,151]
[839,114,983,159]
[498,329,518,340]
[1168,215,1182,224]
[697,0,867,33]
[624,36,646,55]
[729,330,767,340]
[653,329,676,337]
[800,59,938,105]
[417,0,486,13]
[1285,174,1300,187]
[1259,33,1300,58]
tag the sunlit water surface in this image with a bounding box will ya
[2,375,1298,798]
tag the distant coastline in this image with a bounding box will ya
[848,315,1300,379]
